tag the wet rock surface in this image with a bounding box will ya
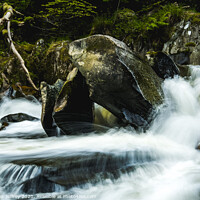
[11,150,155,194]
[0,113,38,124]
[148,52,180,79]
[40,79,65,137]
[69,34,163,128]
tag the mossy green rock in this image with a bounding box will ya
[0,40,73,97]
[42,40,72,84]
[69,35,163,128]
[94,104,119,127]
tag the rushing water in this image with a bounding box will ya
[0,66,200,200]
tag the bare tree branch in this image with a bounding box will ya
[0,3,39,91]
[0,5,13,25]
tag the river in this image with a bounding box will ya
[0,66,200,200]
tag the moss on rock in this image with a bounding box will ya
[0,39,74,95]
[185,42,196,47]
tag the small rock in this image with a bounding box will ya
[0,113,39,124]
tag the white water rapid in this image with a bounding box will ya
[0,66,200,200]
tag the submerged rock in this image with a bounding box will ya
[12,150,155,193]
[69,35,163,128]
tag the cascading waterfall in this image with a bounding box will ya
[0,66,200,200]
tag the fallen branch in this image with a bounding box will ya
[0,3,39,91]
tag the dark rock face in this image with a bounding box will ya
[163,20,200,65]
[53,68,94,134]
[40,68,94,136]
[148,52,180,79]
[169,52,191,65]
[40,79,65,137]
[69,35,163,128]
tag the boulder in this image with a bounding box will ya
[146,52,180,79]
[163,20,200,65]
[68,35,163,128]
[176,64,191,77]
[41,40,73,84]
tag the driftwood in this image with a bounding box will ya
[0,3,39,91]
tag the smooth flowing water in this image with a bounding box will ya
[0,66,200,200]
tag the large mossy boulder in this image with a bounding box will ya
[68,35,163,128]
[163,20,200,65]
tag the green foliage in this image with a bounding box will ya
[1,0,31,12]
[118,4,183,37]
[24,16,34,23]
[185,12,200,24]
[41,0,97,21]
[33,0,97,40]
[2,29,8,36]
[90,15,113,35]
[0,0,199,52]
[92,3,184,47]
[192,16,200,24]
